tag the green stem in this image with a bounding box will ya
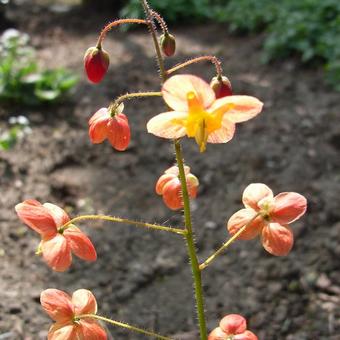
[78,314,173,340]
[174,140,207,340]
[60,215,185,235]
[140,0,167,82]
[199,213,260,271]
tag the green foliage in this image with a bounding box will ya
[122,0,340,89]
[0,29,78,105]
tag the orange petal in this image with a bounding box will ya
[72,289,97,315]
[242,183,274,211]
[147,111,187,139]
[106,113,130,151]
[80,319,107,340]
[220,314,247,334]
[89,115,110,144]
[48,323,78,340]
[162,178,183,210]
[227,209,264,240]
[155,173,176,195]
[234,330,258,340]
[261,223,294,256]
[209,95,263,123]
[162,74,215,111]
[42,234,72,272]
[208,327,227,340]
[43,203,70,228]
[40,289,74,323]
[15,200,57,238]
[63,226,97,262]
[207,120,235,143]
[271,192,307,224]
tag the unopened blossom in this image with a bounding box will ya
[210,76,233,98]
[15,199,97,271]
[208,314,258,340]
[41,288,107,340]
[89,107,130,151]
[147,74,263,152]
[84,46,110,83]
[227,183,307,256]
[156,165,199,210]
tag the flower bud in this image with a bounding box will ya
[160,33,176,57]
[88,107,130,151]
[156,166,199,210]
[210,76,232,98]
[84,46,110,84]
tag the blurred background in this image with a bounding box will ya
[0,0,339,339]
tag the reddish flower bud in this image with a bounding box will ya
[88,107,130,151]
[155,166,199,210]
[160,33,176,57]
[84,46,110,84]
[210,76,233,98]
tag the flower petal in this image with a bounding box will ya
[220,314,247,335]
[43,203,70,228]
[242,183,274,211]
[42,234,72,272]
[271,192,307,224]
[209,95,263,123]
[227,208,264,240]
[147,111,187,139]
[106,113,130,151]
[207,120,235,143]
[80,319,107,340]
[155,173,176,195]
[15,200,57,237]
[63,226,97,262]
[234,331,258,340]
[162,74,215,111]
[40,289,74,323]
[261,223,294,256]
[72,289,97,315]
[48,323,78,340]
[162,178,183,210]
[208,327,227,340]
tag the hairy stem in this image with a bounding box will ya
[175,140,208,340]
[60,215,186,235]
[97,19,148,47]
[78,314,174,340]
[150,10,169,34]
[167,56,223,78]
[199,213,261,270]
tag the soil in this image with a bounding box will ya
[1,3,340,340]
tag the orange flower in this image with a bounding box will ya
[227,183,307,256]
[156,165,199,210]
[208,314,258,340]
[89,107,130,151]
[41,288,107,340]
[147,74,263,152]
[15,199,97,271]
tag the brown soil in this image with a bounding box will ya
[1,4,340,340]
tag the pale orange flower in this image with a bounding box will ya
[208,314,258,340]
[41,288,107,340]
[15,199,97,271]
[227,183,307,256]
[147,74,263,152]
[156,165,199,210]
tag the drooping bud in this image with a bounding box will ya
[155,166,199,210]
[88,106,130,151]
[210,76,232,98]
[84,46,110,84]
[160,33,176,57]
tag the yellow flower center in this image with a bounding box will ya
[173,91,224,152]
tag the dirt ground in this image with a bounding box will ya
[0,3,340,340]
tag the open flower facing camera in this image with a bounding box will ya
[15,0,308,339]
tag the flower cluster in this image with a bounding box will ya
[208,314,257,340]
[40,288,106,339]
[156,165,199,210]
[227,183,307,256]
[15,200,96,271]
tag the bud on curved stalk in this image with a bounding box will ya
[210,75,233,98]
[84,46,110,84]
[160,33,176,57]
